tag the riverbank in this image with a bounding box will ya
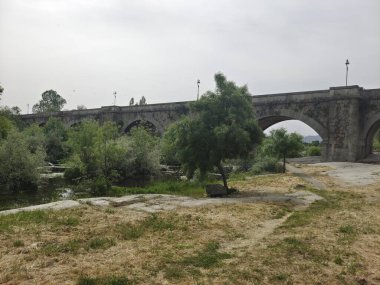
[1,162,379,284]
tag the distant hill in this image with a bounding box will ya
[303,135,322,143]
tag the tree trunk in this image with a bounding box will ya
[217,164,228,190]
[283,154,286,173]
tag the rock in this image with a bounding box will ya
[205,184,228,197]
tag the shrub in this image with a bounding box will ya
[0,129,45,192]
[90,176,111,196]
[64,167,83,182]
[250,157,282,174]
[307,146,321,156]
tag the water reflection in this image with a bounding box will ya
[0,177,69,211]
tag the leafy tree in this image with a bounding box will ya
[22,124,46,154]
[77,105,87,110]
[0,116,14,140]
[43,118,68,163]
[0,129,45,192]
[262,128,304,173]
[139,96,147,105]
[0,106,24,131]
[126,127,160,177]
[66,120,101,178]
[307,145,321,156]
[129,98,134,106]
[65,120,160,188]
[32,90,67,113]
[164,73,263,190]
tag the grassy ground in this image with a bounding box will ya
[108,180,207,198]
[0,169,379,284]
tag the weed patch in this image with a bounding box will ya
[116,213,182,240]
[77,275,131,285]
[181,241,232,268]
[12,240,24,247]
[108,181,206,198]
[87,238,116,250]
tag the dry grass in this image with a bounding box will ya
[230,173,308,194]
[0,168,379,285]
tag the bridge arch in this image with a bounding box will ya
[363,114,380,156]
[257,109,328,140]
[123,119,161,135]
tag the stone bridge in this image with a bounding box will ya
[20,85,380,162]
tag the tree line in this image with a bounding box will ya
[0,75,315,195]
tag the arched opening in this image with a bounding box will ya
[124,120,157,135]
[364,119,380,162]
[258,116,325,161]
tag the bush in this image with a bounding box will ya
[90,176,111,196]
[64,167,83,182]
[0,129,45,192]
[250,157,282,175]
[307,146,321,156]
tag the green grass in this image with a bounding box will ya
[88,237,116,250]
[42,237,116,255]
[116,213,180,240]
[13,239,25,247]
[43,239,83,255]
[108,180,206,198]
[77,275,131,285]
[0,210,81,233]
[0,210,51,233]
[280,190,348,229]
[334,256,344,265]
[339,225,355,234]
[181,241,232,268]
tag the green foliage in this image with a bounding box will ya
[126,127,160,177]
[261,128,304,172]
[43,118,68,163]
[0,106,24,138]
[32,90,67,113]
[66,120,100,177]
[163,73,263,189]
[108,180,205,198]
[307,145,321,156]
[0,115,14,140]
[373,130,380,153]
[22,124,45,154]
[0,129,45,192]
[65,121,160,193]
[250,156,282,174]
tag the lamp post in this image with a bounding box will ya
[113,91,117,106]
[197,79,200,100]
[345,59,350,86]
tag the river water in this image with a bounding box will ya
[0,176,71,211]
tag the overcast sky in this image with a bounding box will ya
[0,0,379,135]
